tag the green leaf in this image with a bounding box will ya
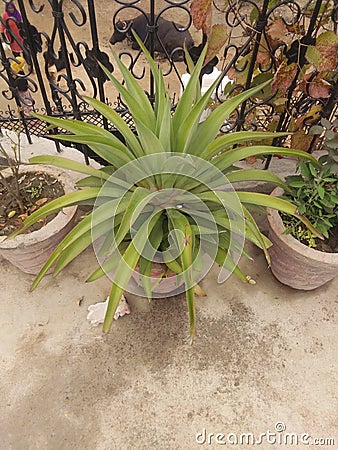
[32,112,118,140]
[321,118,332,129]
[317,184,325,199]
[9,188,101,237]
[227,169,289,191]
[53,228,98,276]
[288,181,305,188]
[309,163,318,176]
[49,134,134,167]
[201,131,289,160]
[309,125,323,135]
[100,56,156,133]
[197,192,245,230]
[300,161,311,179]
[29,155,110,180]
[139,215,165,299]
[157,95,172,149]
[305,45,321,70]
[138,255,153,300]
[130,31,167,120]
[204,243,248,283]
[134,118,165,154]
[84,96,145,158]
[31,200,123,289]
[86,242,129,282]
[242,206,271,263]
[237,191,324,238]
[103,212,162,332]
[212,145,319,172]
[188,80,272,155]
[176,71,225,153]
[172,45,208,135]
[110,187,156,254]
[167,209,196,343]
[75,176,105,188]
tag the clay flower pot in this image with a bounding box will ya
[0,165,78,275]
[267,187,338,290]
[132,262,184,295]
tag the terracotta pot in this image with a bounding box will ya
[132,262,185,295]
[0,165,78,275]
[266,187,338,290]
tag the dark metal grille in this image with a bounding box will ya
[0,0,337,166]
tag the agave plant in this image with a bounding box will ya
[11,35,319,342]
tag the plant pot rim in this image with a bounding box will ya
[267,186,338,263]
[0,164,77,249]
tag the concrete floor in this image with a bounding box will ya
[0,244,337,449]
[0,134,337,449]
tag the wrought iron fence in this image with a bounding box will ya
[0,0,337,166]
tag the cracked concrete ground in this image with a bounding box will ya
[0,135,337,449]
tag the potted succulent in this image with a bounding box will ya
[267,120,338,290]
[10,37,319,341]
[0,131,78,274]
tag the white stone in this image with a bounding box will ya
[86,295,130,326]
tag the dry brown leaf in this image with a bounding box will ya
[296,105,322,129]
[267,18,287,41]
[194,284,207,297]
[266,17,292,47]
[205,24,227,63]
[202,7,212,36]
[35,197,48,206]
[290,132,314,152]
[190,0,212,30]
[7,210,16,218]
[245,156,257,164]
[286,23,304,35]
[308,78,332,99]
[256,47,271,66]
[316,31,338,71]
[271,61,298,94]
[227,67,236,80]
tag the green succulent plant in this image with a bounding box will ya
[10,35,319,342]
[281,144,338,249]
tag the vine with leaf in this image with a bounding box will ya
[191,0,338,155]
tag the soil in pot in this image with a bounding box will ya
[0,165,78,275]
[0,170,64,236]
[280,213,338,253]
